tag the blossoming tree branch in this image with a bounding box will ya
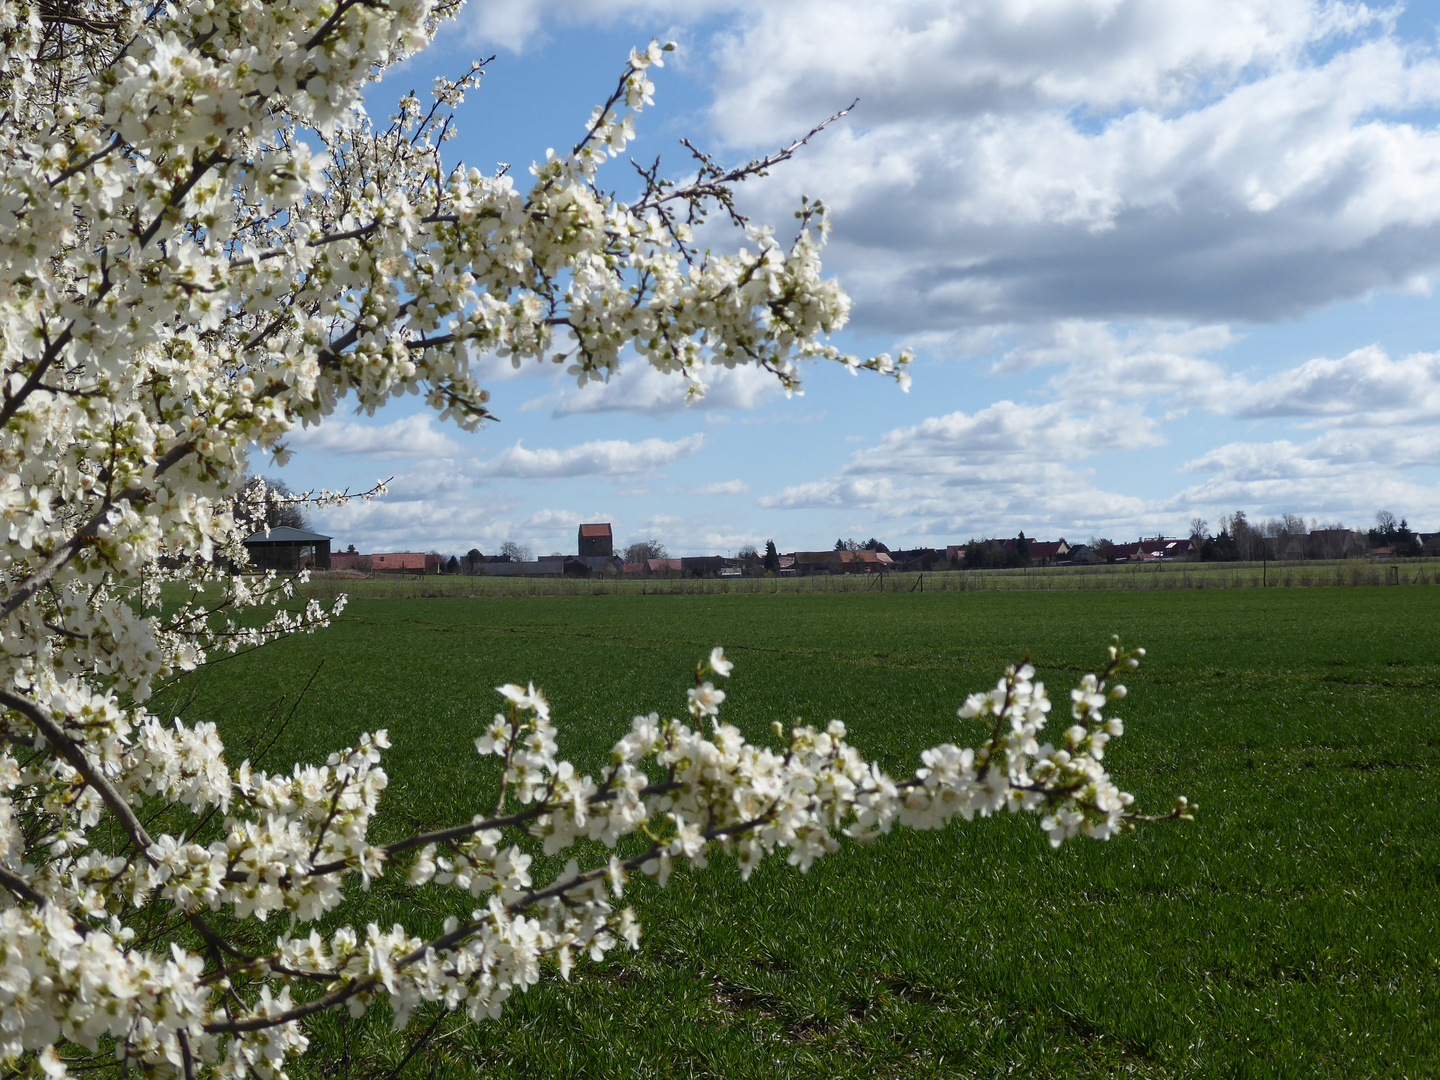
[0,1,1188,1076]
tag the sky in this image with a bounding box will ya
[272,0,1440,558]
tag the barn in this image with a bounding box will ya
[242,526,332,572]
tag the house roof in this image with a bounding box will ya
[837,550,893,565]
[1027,541,1067,557]
[243,526,332,543]
[579,523,612,537]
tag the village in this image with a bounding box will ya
[240,518,1440,577]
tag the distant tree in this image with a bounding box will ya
[445,555,461,574]
[1396,518,1422,557]
[501,541,534,563]
[1220,510,1263,561]
[623,539,669,564]
[1189,517,1209,541]
[763,540,780,573]
[1201,529,1238,562]
[1088,537,1116,564]
[1366,510,1420,555]
[963,539,1026,569]
[963,539,993,568]
[736,545,761,574]
[466,548,484,573]
[345,543,358,554]
[863,538,889,553]
[1270,514,1308,559]
[1013,531,1031,565]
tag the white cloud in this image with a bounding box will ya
[993,320,1242,406]
[474,434,704,477]
[693,478,750,495]
[463,2,1440,330]
[857,399,1163,469]
[689,3,1440,329]
[312,491,620,555]
[706,0,1398,143]
[758,476,894,510]
[287,414,467,459]
[344,3,1440,546]
[758,400,1161,538]
[313,483,517,552]
[462,0,737,51]
[623,513,773,555]
[1231,345,1440,424]
[1173,431,1440,521]
[552,361,780,417]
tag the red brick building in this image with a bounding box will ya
[371,552,440,573]
[578,523,613,558]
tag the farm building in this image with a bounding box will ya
[889,548,945,572]
[790,550,893,575]
[479,556,621,578]
[680,556,726,578]
[841,549,893,573]
[1025,539,1071,565]
[242,526,331,572]
[577,523,613,558]
[371,552,441,573]
[1161,538,1196,559]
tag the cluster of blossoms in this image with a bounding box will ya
[2,637,1184,1080]
[0,0,1184,1076]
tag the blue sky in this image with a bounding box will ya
[273,0,1440,557]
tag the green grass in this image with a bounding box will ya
[158,587,1440,1079]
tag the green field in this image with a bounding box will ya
[160,586,1440,1079]
[303,556,1440,600]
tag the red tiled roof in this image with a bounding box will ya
[579,523,612,537]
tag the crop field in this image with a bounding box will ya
[159,586,1440,1079]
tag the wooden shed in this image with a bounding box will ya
[242,526,332,572]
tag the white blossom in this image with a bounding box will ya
[0,3,1181,1076]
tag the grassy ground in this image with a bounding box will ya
[303,556,1440,600]
[159,587,1440,1079]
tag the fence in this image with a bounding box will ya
[297,558,1439,603]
